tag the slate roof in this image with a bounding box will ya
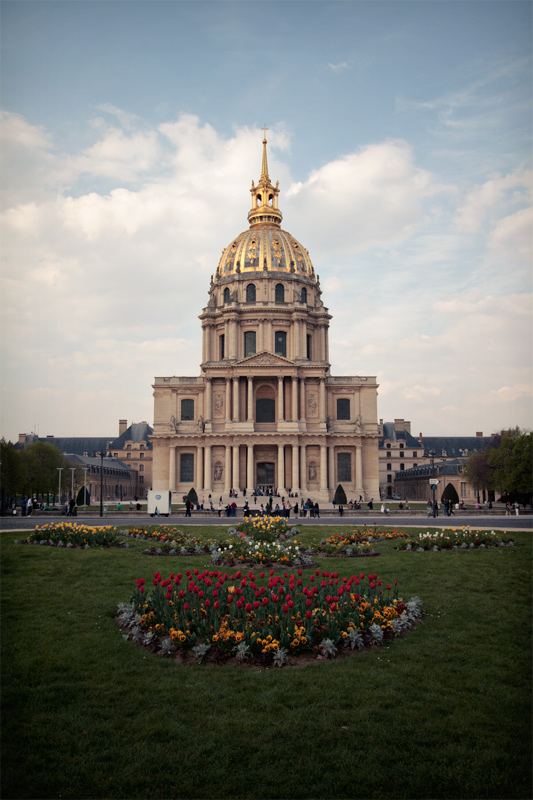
[66,453,135,472]
[379,423,422,449]
[108,422,153,450]
[418,435,495,458]
[15,436,110,456]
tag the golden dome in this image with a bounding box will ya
[215,132,315,279]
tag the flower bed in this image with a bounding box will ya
[19,523,124,548]
[235,516,296,543]
[117,567,422,667]
[212,536,315,568]
[396,528,515,551]
[122,526,219,555]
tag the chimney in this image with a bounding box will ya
[476,432,483,437]
[18,433,26,444]
[419,432,423,445]
[119,419,127,436]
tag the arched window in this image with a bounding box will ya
[246,284,256,302]
[301,287,307,304]
[223,287,230,303]
[275,331,287,357]
[275,283,285,303]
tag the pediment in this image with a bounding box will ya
[237,351,295,368]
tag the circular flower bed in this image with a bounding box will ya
[397,528,515,551]
[121,526,219,555]
[18,523,126,548]
[212,534,314,568]
[236,516,296,543]
[117,567,422,667]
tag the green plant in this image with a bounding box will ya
[334,484,347,505]
[187,487,199,505]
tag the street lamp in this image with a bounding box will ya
[57,467,63,511]
[70,467,76,505]
[93,452,104,517]
[82,467,89,510]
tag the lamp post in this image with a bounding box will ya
[57,467,63,511]
[93,452,104,517]
[82,467,89,510]
[70,467,76,505]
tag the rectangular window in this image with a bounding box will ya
[337,452,352,482]
[139,465,144,472]
[220,334,225,360]
[387,463,391,471]
[180,453,194,482]
[400,464,404,470]
[140,452,144,459]
[461,482,467,497]
[244,331,256,357]
[387,475,392,483]
[181,398,194,420]
[337,398,350,420]
[412,451,417,458]
[139,476,144,484]
[127,453,131,459]
[306,334,311,360]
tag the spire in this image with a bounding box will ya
[248,128,282,229]
[261,125,269,181]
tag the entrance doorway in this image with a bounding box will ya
[256,461,275,494]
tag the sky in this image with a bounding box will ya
[1,0,531,441]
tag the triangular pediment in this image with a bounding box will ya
[237,350,295,367]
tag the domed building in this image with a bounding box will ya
[151,135,380,502]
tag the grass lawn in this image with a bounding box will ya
[1,524,531,800]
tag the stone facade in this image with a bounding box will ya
[151,136,380,502]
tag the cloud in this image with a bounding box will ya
[328,61,349,72]
[0,112,531,439]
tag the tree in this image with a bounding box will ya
[488,427,532,503]
[333,484,347,505]
[463,451,493,498]
[0,439,26,500]
[22,441,68,499]
[441,482,459,505]
[187,487,199,505]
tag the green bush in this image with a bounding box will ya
[334,484,347,505]
[187,487,199,505]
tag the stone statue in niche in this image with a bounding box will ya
[213,462,223,481]
[308,462,317,481]
[326,415,333,431]
[198,415,205,432]
[355,414,362,433]
[170,415,178,433]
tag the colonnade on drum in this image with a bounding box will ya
[167,441,364,495]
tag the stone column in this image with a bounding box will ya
[247,444,254,492]
[292,444,299,490]
[233,377,239,421]
[319,378,326,421]
[233,444,240,490]
[300,445,306,492]
[301,321,306,359]
[320,445,327,491]
[225,378,232,421]
[197,446,203,489]
[278,443,285,492]
[258,320,264,352]
[169,445,176,491]
[356,444,363,494]
[299,378,306,421]
[205,377,212,421]
[291,376,298,421]
[204,444,212,491]
[247,376,253,421]
[225,445,231,493]
[277,377,284,421]
[328,445,335,493]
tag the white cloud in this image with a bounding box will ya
[0,113,531,440]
